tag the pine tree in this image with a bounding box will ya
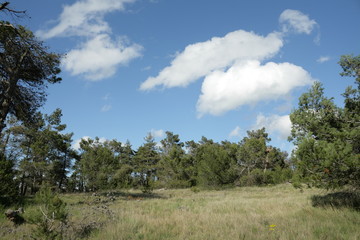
[0,21,61,134]
[133,133,160,193]
[157,131,189,188]
[290,55,360,190]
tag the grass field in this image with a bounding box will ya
[1,184,359,239]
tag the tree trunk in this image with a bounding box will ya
[0,78,19,134]
[58,153,68,190]
[0,49,28,134]
[0,99,9,134]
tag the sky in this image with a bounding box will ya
[5,0,360,152]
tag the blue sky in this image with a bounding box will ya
[8,0,360,152]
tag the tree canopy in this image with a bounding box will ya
[290,54,360,190]
[0,21,61,134]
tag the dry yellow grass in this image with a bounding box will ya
[88,185,360,240]
[1,184,359,239]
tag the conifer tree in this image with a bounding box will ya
[290,55,360,190]
[133,133,160,193]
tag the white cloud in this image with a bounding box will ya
[37,0,135,39]
[150,129,165,138]
[72,136,108,150]
[229,126,241,138]
[279,9,317,34]
[140,9,317,118]
[317,56,330,63]
[37,0,142,81]
[101,104,112,112]
[196,61,314,116]
[140,30,283,90]
[62,34,143,80]
[254,114,292,140]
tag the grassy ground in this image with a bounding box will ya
[1,184,359,239]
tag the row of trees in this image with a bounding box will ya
[73,128,290,192]
[1,112,291,197]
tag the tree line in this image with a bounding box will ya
[1,110,292,198]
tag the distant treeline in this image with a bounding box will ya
[1,115,292,201]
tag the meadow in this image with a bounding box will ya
[1,184,359,240]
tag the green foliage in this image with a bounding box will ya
[133,133,160,193]
[289,82,341,144]
[3,109,76,195]
[235,128,291,187]
[157,131,193,188]
[25,185,67,239]
[271,166,293,184]
[112,164,134,189]
[238,167,292,186]
[196,139,238,187]
[0,21,61,134]
[0,152,18,206]
[78,138,118,191]
[190,186,201,193]
[74,138,133,191]
[290,54,360,190]
[237,128,270,175]
[238,168,269,186]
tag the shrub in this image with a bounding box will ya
[238,167,293,186]
[0,153,19,206]
[190,186,200,193]
[25,185,68,240]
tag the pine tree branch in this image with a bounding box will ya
[0,2,26,14]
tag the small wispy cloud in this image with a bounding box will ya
[229,126,241,138]
[279,9,317,35]
[101,104,112,112]
[317,56,330,63]
[141,66,152,71]
[102,93,111,101]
